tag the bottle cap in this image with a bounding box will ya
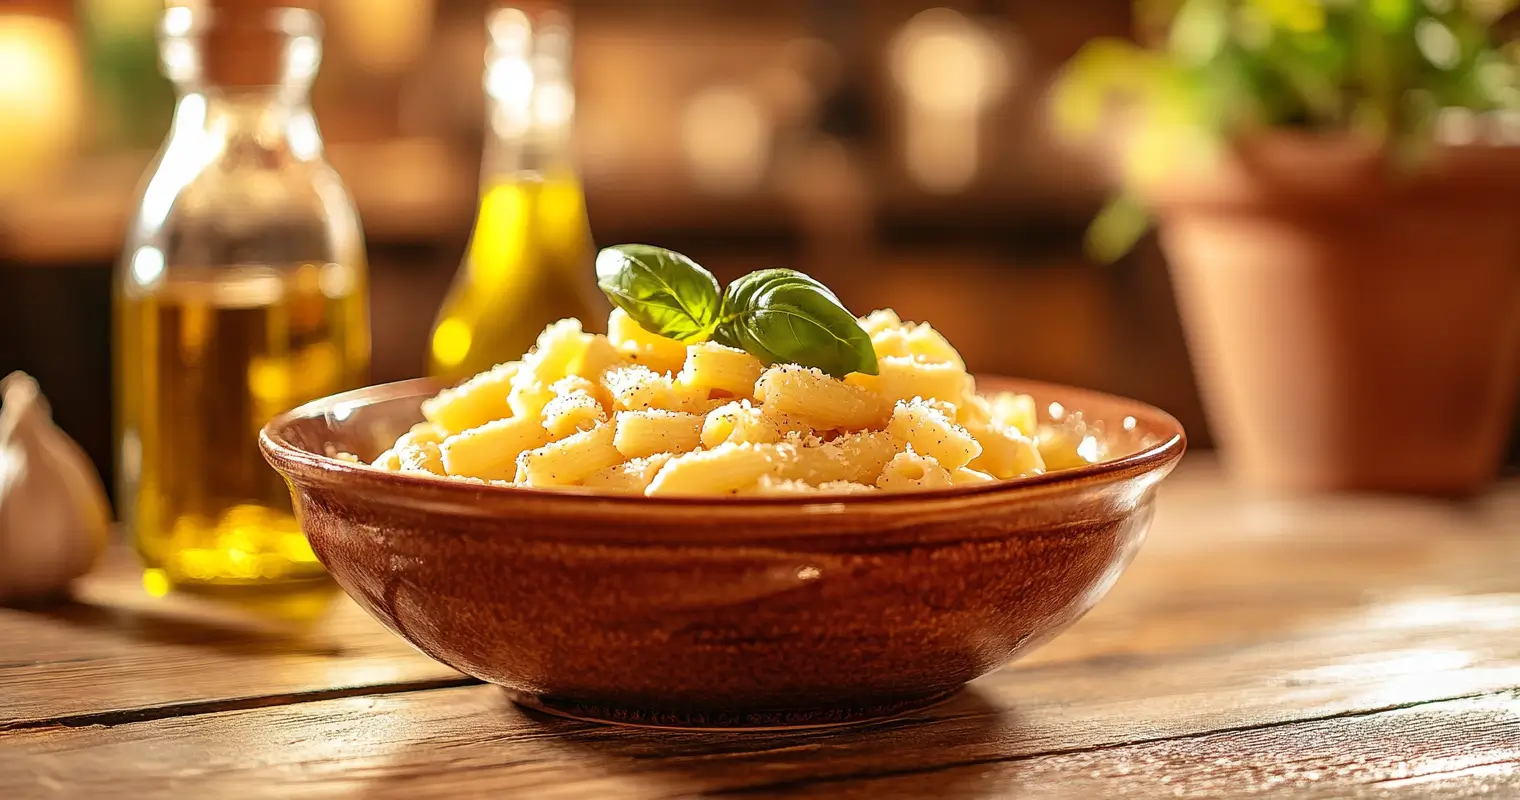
[190,1,319,87]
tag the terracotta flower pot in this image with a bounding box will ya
[1151,134,1520,495]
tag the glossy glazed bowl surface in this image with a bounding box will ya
[261,377,1185,728]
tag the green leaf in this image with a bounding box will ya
[1084,193,1153,264]
[595,244,722,342]
[714,269,879,378]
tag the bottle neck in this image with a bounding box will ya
[166,87,322,161]
[479,8,577,186]
[480,90,576,183]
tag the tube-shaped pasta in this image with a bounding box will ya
[846,355,973,409]
[581,453,673,494]
[990,392,1038,437]
[646,443,776,496]
[950,467,996,485]
[770,430,899,485]
[608,308,688,374]
[876,449,954,491]
[516,422,625,487]
[614,410,704,458]
[603,365,708,413]
[887,399,982,471]
[869,321,966,369]
[421,362,518,435]
[542,390,606,438]
[397,442,447,475]
[678,342,764,398]
[755,366,887,431]
[966,420,1045,479]
[440,415,550,480]
[700,400,788,448]
[516,319,591,391]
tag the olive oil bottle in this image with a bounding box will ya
[427,6,605,384]
[115,6,368,597]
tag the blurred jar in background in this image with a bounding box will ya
[115,4,369,597]
[427,4,605,384]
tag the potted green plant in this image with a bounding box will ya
[1053,0,1520,495]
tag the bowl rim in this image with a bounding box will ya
[259,375,1187,513]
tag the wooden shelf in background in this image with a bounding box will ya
[0,138,476,264]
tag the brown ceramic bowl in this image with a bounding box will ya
[260,377,1185,729]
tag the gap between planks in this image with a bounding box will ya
[704,687,1520,796]
[0,676,481,733]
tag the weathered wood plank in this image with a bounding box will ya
[753,694,1520,799]
[4,459,1516,728]
[3,459,1518,798]
[0,548,467,727]
[5,591,1519,798]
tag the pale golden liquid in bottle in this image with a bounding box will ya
[427,174,604,384]
[116,263,368,594]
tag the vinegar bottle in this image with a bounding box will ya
[427,6,605,385]
[115,5,369,597]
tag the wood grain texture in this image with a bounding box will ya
[0,549,466,728]
[1,458,1518,798]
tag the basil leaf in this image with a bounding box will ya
[595,244,722,341]
[715,269,879,378]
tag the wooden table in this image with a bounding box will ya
[4,458,1519,798]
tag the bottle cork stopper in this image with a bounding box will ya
[195,0,318,87]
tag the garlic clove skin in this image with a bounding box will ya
[0,371,112,604]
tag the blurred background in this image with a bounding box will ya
[1,0,1516,500]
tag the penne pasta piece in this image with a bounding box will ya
[440,415,551,480]
[541,390,606,438]
[846,355,973,410]
[755,365,888,431]
[887,399,982,471]
[876,448,954,491]
[421,361,518,435]
[608,307,688,374]
[950,467,996,485]
[646,443,776,496]
[613,410,705,458]
[770,430,899,486]
[581,453,674,494]
[677,342,765,398]
[516,422,625,487]
[397,442,447,476]
[966,420,1045,479]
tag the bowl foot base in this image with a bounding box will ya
[505,687,962,731]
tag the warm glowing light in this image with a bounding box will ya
[142,568,171,597]
[287,110,322,160]
[887,8,1013,194]
[1077,435,1101,463]
[130,246,166,286]
[432,318,472,368]
[327,0,433,76]
[0,14,85,191]
[681,85,771,193]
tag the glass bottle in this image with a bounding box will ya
[427,6,605,384]
[115,6,369,596]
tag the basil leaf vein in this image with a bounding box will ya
[716,269,879,378]
[595,244,722,341]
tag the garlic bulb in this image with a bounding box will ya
[0,372,110,603]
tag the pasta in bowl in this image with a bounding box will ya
[261,252,1184,728]
[359,308,1124,496]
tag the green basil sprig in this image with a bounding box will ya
[595,244,879,378]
